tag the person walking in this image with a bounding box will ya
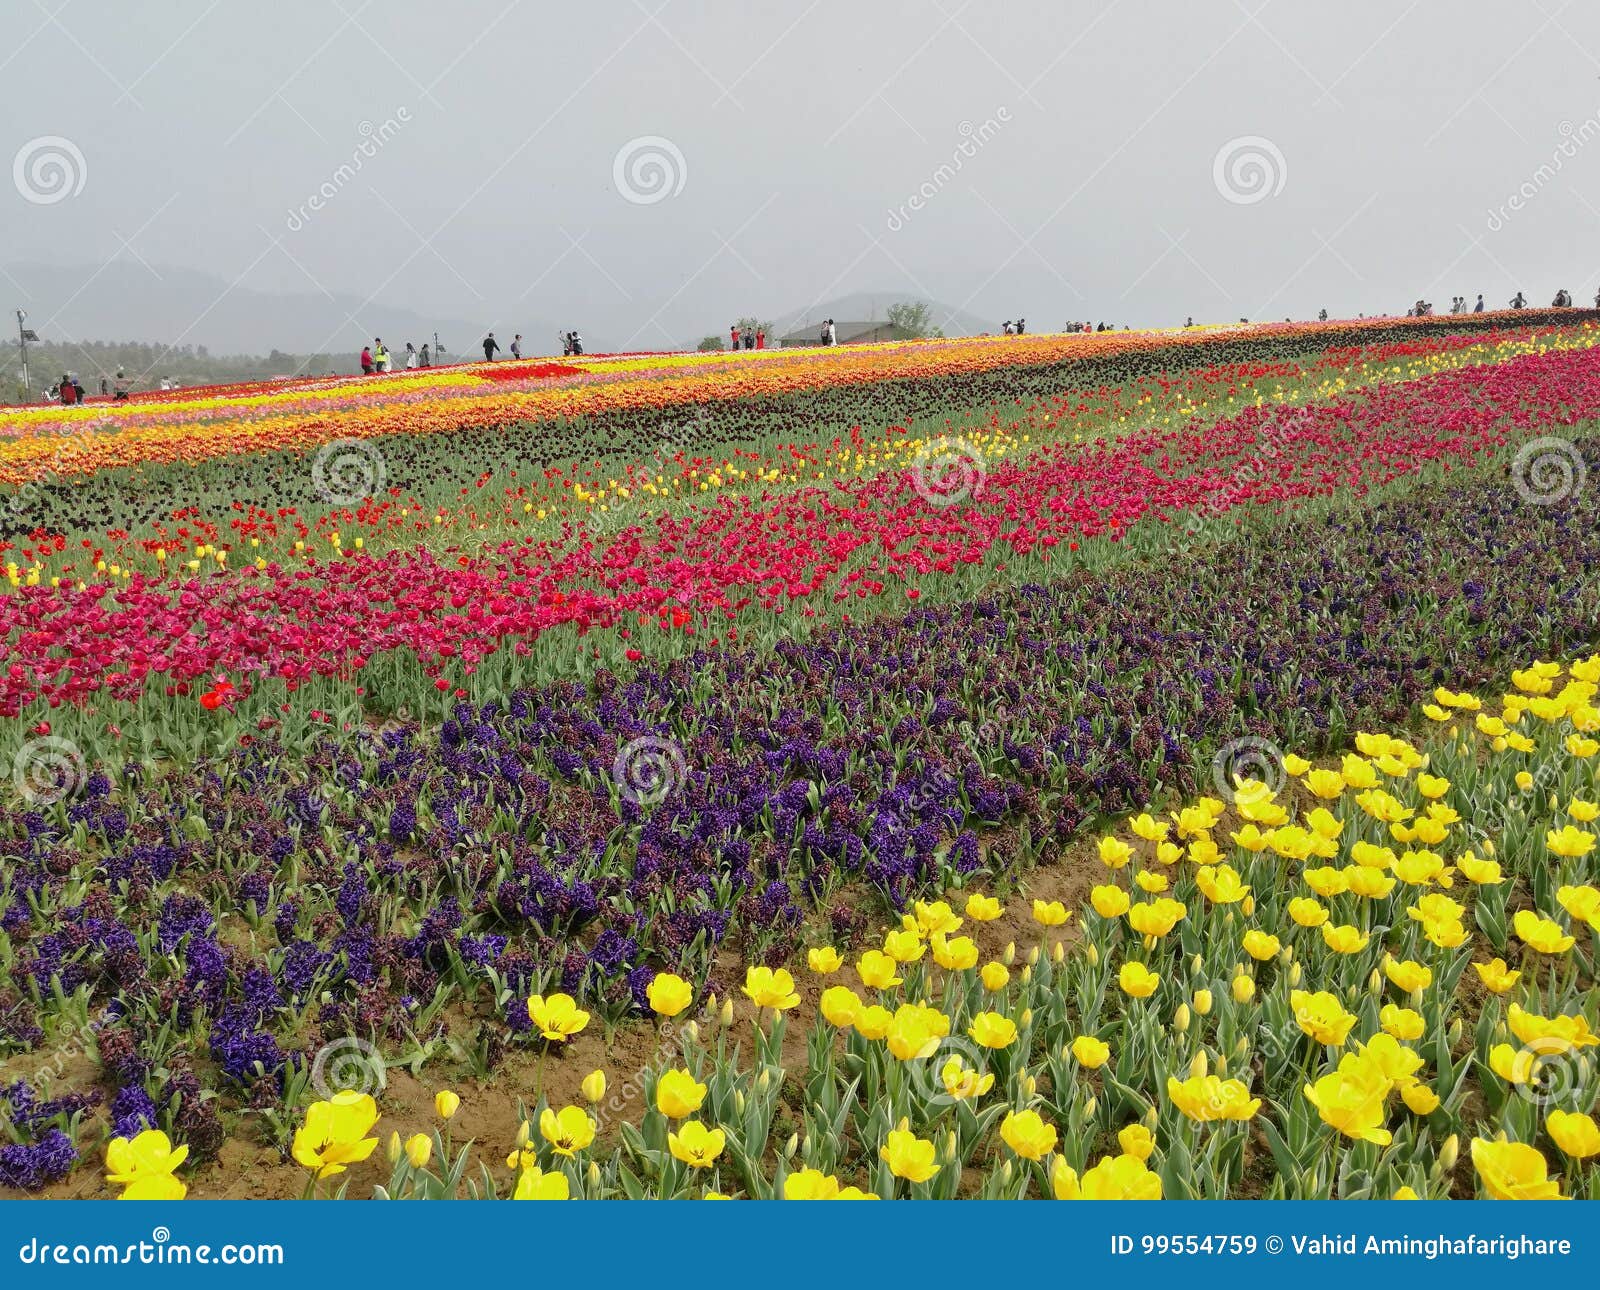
[404,341,418,369]
[730,323,740,352]
[511,333,523,359]
[755,327,765,349]
[1474,293,1484,312]
[373,339,390,372]
[482,331,499,362]
[419,342,431,367]
[360,344,374,375]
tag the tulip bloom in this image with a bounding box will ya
[999,1109,1057,1161]
[104,1129,190,1199]
[742,966,800,1011]
[1290,990,1358,1047]
[527,992,591,1042]
[513,1166,571,1199]
[539,1106,596,1157]
[654,1069,708,1120]
[967,1011,1019,1050]
[292,1091,381,1179]
[1547,1110,1600,1159]
[1470,1138,1564,1200]
[1053,1153,1162,1199]
[668,1120,726,1169]
[880,1123,939,1183]
[646,972,694,1018]
[819,984,863,1027]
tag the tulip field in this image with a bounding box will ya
[2,313,1598,1200]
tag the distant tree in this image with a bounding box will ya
[734,316,774,340]
[886,301,944,338]
[697,336,725,352]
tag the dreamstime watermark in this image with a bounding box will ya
[1210,736,1287,802]
[592,1018,694,1133]
[285,108,412,231]
[1486,112,1600,231]
[1511,436,1586,505]
[1212,135,1287,205]
[903,1033,995,1108]
[1168,405,1314,554]
[312,438,388,505]
[612,735,688,805]
[612,136,687,205]
[585,437,687,539]
[12,735,88,805]
[1508,1037,1594,1109]
[308,1036,387,1099]
[13,135,87,205]
[4,418,109,528]
[910,437,987,507]
[885,108,1012,231]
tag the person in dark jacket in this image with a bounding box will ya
[482,332,499,361]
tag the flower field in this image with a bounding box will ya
[2,315,1597,1200]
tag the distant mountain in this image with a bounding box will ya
[765,292,998,341]
[3,260,524,362]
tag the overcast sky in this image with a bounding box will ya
[6,0,1600,352]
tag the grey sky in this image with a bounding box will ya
[6,0,1600,354]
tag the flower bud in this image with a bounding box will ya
[1288,961,1303,986]
[1003,941,1017,965]
[587,1161,602,1189]
[1189,1050,1208,1079]
[1437,1134,1459,1173]
[386,1130,402,1165]
[1172,1003,1191,1032]
[515,1119,532,1149]
[404,1133,432,1169]
[683,1019,701,1045]
[1231,974,1254,1004]
[581,1070,607,1104]
[1192,988,1213,1016]
[1027,944,1041,966]
[1241,894,1255,917]
[1082,1095,1097,1120]
[1051,942,1065,963]
[1084,942,1100,966]
[433,1090,461,1120]
[719,997,734,1027]
[782,1132,799,1159]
